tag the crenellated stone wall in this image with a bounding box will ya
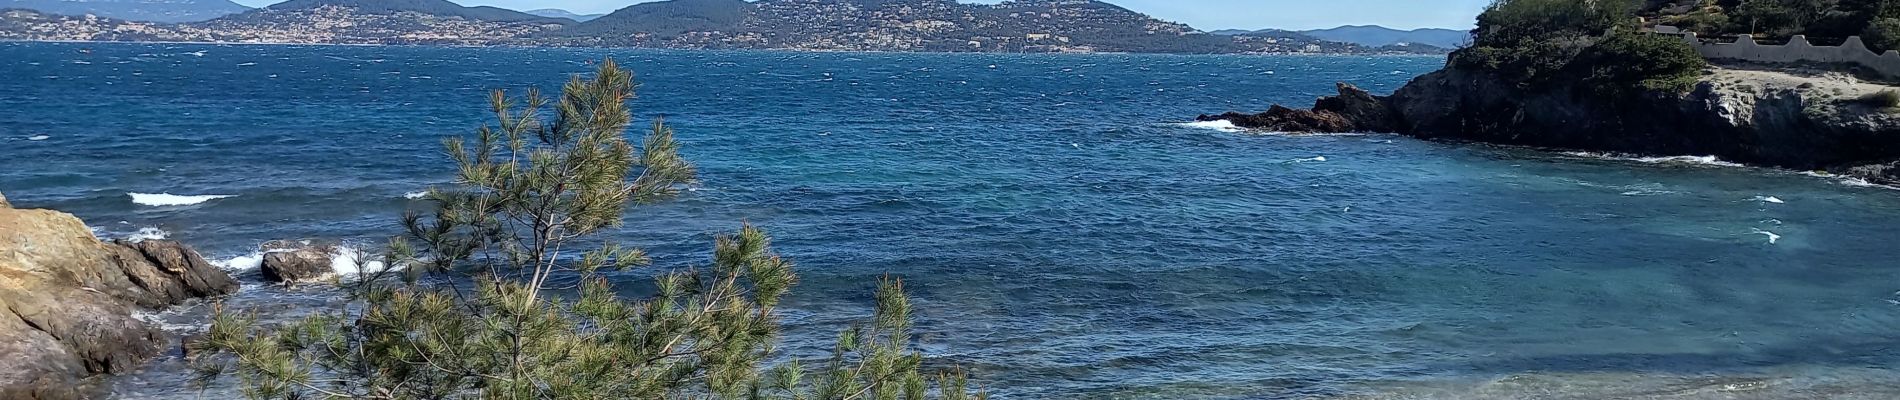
[1673,30,1900,78]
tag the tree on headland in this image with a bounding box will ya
[189,59,984,400]
[1451,0,1707,94]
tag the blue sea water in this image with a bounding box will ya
[6,41,1900,399]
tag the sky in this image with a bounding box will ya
[227,0,1492,31]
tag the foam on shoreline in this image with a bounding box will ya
[1178,120,1242,132]
[1562,152,1747,168]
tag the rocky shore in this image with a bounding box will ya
[0,191,239,399]
[1200,67,1900,186]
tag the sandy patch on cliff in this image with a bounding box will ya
[1705,66,1893,102]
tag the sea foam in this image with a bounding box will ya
[1179,120,1242,132]
[129,192,235,206]
[1633,155,1746,168]
[1563,152,1746,168]
[212,243,392,278]
[1800,171,1900,190]
[126,227,170,242]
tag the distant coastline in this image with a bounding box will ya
[0,1,1455,56]
[0,38,1449,58]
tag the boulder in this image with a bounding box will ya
[0,191,9,208]
[131,239,239,296]
[0,196,239,399]
[108,240,240,306]
[262,247,335,284]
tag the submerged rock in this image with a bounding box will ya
[0,191,238,399]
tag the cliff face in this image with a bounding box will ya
[0,192,239,399]
[1203,67,1900,185]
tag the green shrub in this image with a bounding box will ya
[1578,32,1710,94]
[1451,0,1642,86]
[1450,0,1710,95]
[1451,37,1593,84]
[1866,17,1900,51]
[1468,0,1636,47]
[1658,8,1732,34]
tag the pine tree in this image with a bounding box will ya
[191,59,983,400]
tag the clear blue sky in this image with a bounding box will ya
[228,0,1491,31]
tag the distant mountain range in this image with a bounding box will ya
[3,0,248,23]
[0,0,1453,55]
[525,8,603,22]
[261,0,570,24]
[1214,25,1469,49]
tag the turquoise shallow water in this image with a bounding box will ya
[5,42,1900,399]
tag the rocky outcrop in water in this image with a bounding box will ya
[1201,67,1900,186]
[1197,83,1396,133]
[0,192,239,399]
[261,246,334,285]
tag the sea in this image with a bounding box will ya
[5,41,1900,399]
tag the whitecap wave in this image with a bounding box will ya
[1751,229,1783,245]
[1751,195,1786,204]
[1635,155,1746,167]
[1179,120,1242,132]
[129,192,235,207]
[1292,156,1328,163]
[1619,189,1677,196]
[404,191,428,199]
[27,135,50,141]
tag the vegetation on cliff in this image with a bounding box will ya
[190,60,983,399]
[1645,0,1900,49]
[1451,0,1706,94]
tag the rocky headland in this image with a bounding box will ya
[1200,67,1900,186]
[0,191,239,399]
